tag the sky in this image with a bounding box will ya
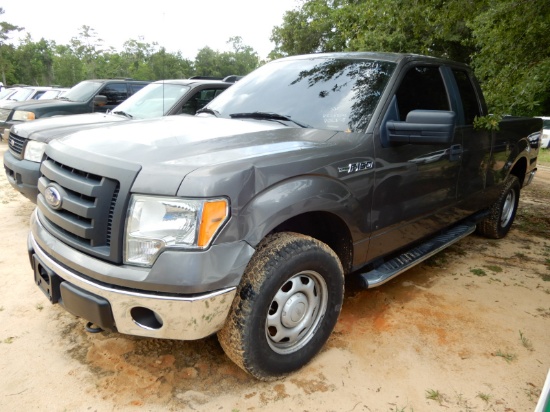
[1,0,299,60]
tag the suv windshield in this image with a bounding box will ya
[112,83,190,119]
[61,81,104,102]
[207,57,396,132]
[8,88,34,101]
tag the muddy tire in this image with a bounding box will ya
[476,175,520,239]
[217,232,344,380]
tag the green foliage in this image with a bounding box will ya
[194,37,260,78]
[469,0,550,116]
[473,114,502,131]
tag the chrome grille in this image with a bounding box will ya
[8,131,25,157]
[37,156,122,262]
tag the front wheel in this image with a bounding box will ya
[217,232,344,380]
[476,175,520,239]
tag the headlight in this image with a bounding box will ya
[124,195,229,266]
[12,110,36,121]
[23,141,46,162]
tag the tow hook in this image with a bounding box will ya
[85,322,104,333]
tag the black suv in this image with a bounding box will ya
[0,78,150,136]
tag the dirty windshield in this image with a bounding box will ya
[113,83,190,119]
[59,81,103,102]
[207,57,396,132]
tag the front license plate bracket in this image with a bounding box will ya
[33,254,62,303]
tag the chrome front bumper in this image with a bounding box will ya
[30,233,236,340]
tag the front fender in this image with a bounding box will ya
[224,175,366,247]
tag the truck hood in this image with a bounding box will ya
[1,98,99,113]
[50,115,339,195]
[0,98,63,110]
[13,113,126,142]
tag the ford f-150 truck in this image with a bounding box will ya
[3,78,235,202]
[27,52,542,380]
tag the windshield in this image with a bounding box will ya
[61,81,104,102]
[39,90,63,100]
[8,88,34,101]
[543,119,550,129]
[0,88,15,99]
[112,83,190,119]
[207,57,396,132]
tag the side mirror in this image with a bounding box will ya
[386,110,456,144]
[93,95,108,107]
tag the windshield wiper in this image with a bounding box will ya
[196,107,219,117]
[229,112,310,128]
[111,110,133,119]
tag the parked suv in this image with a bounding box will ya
[3,77,235,201]
[539,116,550,148]
[0,78,150,137]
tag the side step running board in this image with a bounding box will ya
[358,223,476,289]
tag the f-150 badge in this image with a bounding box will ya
[338,161,373,174]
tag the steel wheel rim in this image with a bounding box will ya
[500,189,516,228]
[265,270,328,354]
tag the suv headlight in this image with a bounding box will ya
[124,195,229,266]
[12,110,36,121]
[23,141,46,162]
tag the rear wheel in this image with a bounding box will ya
[217,232,344,380]
[476,175,520,239]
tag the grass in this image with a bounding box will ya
[519,330,534,351]
[538,148,550,166]
[484,265,503,273]
[494,349,517,363]
[477,392,491,403]
[470,268,487,276]
[425,389,445,405]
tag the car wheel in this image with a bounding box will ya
[476,175,520,239]
[217,232,344,380]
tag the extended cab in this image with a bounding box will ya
[3,78,235,202]
[0,78,150,137]
[28,52,542,380]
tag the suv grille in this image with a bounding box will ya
[37,156,127,263]
[8,131,25,157]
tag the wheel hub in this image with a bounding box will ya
[281,293,308,327]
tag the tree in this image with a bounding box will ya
[269,0,346,59]
[13,35,55,85]
[148,48,193,80]
[70,25,105,78]
[270,0,478,62]
[194,38,260,78]
[52,44,84,87]
[469,0,550,116]
[0,7,23,85]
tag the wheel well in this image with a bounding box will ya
[510,156,527,186]
[271,212,353,275]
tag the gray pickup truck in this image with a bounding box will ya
[28,52,542,380]
[3,78,235,202]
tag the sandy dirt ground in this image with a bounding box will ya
[0,140,549,412]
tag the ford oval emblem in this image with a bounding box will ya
[44,186,62,210]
